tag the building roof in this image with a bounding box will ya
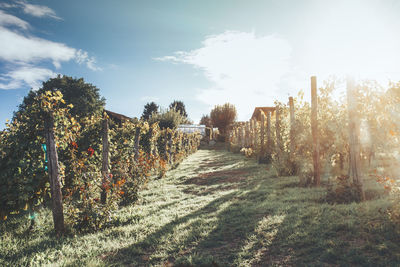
[105,109,132,122]
[250,107,275,121]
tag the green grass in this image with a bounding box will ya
[1,147,400,266]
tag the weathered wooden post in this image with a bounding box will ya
[245,121,250,147]
[289,97,295,156]
[275,105,282,161]
[259,111,265,163]
[266,111,272,157]
[347,76,365,200]
[134,126,141,162]
[44,111,64,235]
[240,125,245,148]
[101,116,110,204]
[249,120,253,148]
[311,76,321,186]
[168,131,174,165]
[254,120,259,152]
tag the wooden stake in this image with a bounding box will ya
[259,111,265,162]
[134,127,141,162]
[44,111,64,235]
[347,76,365,200]
[101,116,109,204]
[289,96,295,156]
[311,76,321,186]
[266,111,272,155]
[275,105,281,160]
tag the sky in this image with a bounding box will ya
[1,0,400,128]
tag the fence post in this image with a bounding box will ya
[101,116,109,204]
[134,127,141,162]
[245,121,250,147]
[275,105,282,161]
[289,97,295,156]
[259,111,265,163]
[252,119,256,148]
[44,111,64,235]
[311,76,321,186]
[266,111,272,158]
[347,76,365,200]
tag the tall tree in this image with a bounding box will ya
[210,103,237,136]
[17,75,105,119]
[169,100,188,118]
[141,102,159,120]
[199,114,212,127]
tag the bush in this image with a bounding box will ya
[325,175,363,204]
[149,108,189,130]
[210,103,237,138]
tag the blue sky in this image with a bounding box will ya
[1,0,400,128]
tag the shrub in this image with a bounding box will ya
[210,103,237,137]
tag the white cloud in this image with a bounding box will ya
[16,0,62,20]
[76,49,102,71]
[0,65,56,90]
[0,26,76,68]
[157,31,293,120]
[0,7,102,90]
[0,10,29,29]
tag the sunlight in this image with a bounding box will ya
[304,0,400,84]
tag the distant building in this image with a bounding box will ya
[105,109,133,125]
[177,124,206,135]
[250,107,275,121]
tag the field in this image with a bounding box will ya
[1,145,399,266]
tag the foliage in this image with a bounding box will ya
[0,90,78,221]
[0,86,201,233]
[141,102,159,120]
[18,75,105,120]
[148,107,189,129]
[325,175,363,203]
[169,100,188,118]
[199,114,212,127]
[210,103,237,136]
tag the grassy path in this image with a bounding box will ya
[1,147,400,266]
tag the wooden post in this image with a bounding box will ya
[44,112,64,235]
[347,76,365,200]
[252,119,256,148]
[289,97,295,156]
[254,120,259,152]
[311,76,321,186]
[275,105,281,160]
[101,117,109,204]
[241,125,245,148]
[266,111,272,155]
[134,127,141,162]
[259,111,265,162]
[168,131,173,165]
[245,121,250,147]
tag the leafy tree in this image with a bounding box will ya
[141,102,159,120]
[169,100,188,118]
[199,114,212,127]
[17,75,105,120]
[210,103,237,136]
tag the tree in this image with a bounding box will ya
[149,108,189,130]
[169,100,188,118]
[17,75,105,120]
[199,114,212,127]
[210,103,237,136]
[141,102,159,120]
